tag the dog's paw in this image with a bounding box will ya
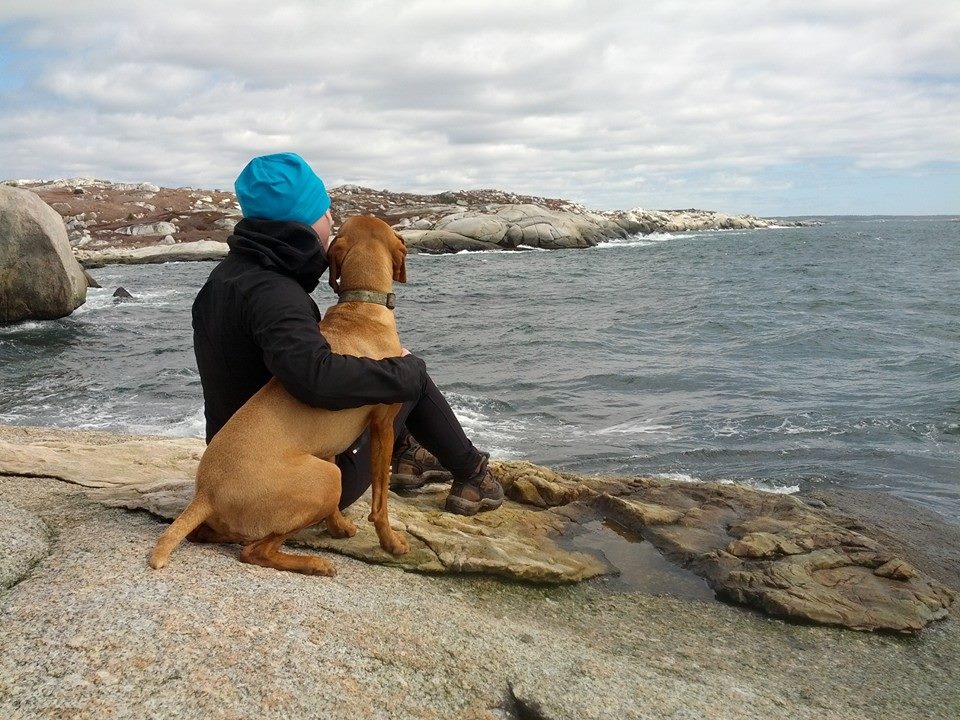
[326,515,357,539]
[303,557,337,576]
[380,531,410,556]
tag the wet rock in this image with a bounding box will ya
[0,185,88,323]
[602,480,955,631]
[82,270,101,288]
[113,287,133,300]
[597,494,683,526]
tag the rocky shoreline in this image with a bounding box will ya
[0,424,958,719]
[3,178,813,267]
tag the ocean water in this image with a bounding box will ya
[2,217,958,521]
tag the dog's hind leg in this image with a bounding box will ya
[368,407,409,556]
[187,523,245,544]
[240,533,337,576]
[237,455,342,575]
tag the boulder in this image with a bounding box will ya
[112,287,133,300]
[75,239,229,268]
[400,230,500,253]
[433,215,510,245]
[0,185,88,324]
[82,270,101,288]
[115,221,176,237]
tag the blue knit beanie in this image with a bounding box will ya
[234,152,331,225]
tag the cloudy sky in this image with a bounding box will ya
[1,1,958,215]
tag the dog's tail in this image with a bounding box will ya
[149,495,212,570]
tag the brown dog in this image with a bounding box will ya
[150,215,410,575]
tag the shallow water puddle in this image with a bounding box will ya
[567,519,717,602]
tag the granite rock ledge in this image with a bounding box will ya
[0,426,951,632]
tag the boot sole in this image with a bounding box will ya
[444,495,504,516]
[390,470,453,490]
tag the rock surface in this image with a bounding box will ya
[3,470,958,720]
[75,239,228,268]
[0,185,88,323]
[2,430,960,719]
[3,178,811,266]
[0,499,50,591]
[0,426,953,632]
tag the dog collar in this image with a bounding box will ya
[337,290,396,310]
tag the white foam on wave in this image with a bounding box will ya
[448,396,525,458]
[653,472,700,483]
[649,471,798,495]
[710,415,843,439]
[719,478,801,495]
[595,232,694,250]
[0,320,48,334]
[596,418,672,436]
[155,405,206,438]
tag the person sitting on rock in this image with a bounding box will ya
[191,152,504,516]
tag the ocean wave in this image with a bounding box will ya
[595,232,694,250]
[652,471,699,483]
[447,394,525,458]
[0,320,49,334]
[649,471,798,495]
[596,418,672,436]
[704,413,948,442]
[717,478,800,495]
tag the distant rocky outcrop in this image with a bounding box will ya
[0,427,952,632]
[0,185,88,324]
[75,240,229,268]
[3,178,809,266]
[400,204,775,252]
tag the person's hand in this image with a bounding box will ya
[400,347,411,357]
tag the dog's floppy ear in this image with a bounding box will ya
[327,236,346,293]
[392,232,407,284]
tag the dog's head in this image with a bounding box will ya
[327,216,407,294]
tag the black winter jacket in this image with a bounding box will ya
[192,218,427,442]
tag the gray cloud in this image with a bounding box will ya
[1,0,957,213]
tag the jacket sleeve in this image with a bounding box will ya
[242,277,427,410]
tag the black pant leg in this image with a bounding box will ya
[402,373,484,479]
[335,429,372,510]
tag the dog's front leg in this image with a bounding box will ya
[369,407,409,555]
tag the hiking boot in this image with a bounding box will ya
[390,439,453,490]
[445,462,505,516]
